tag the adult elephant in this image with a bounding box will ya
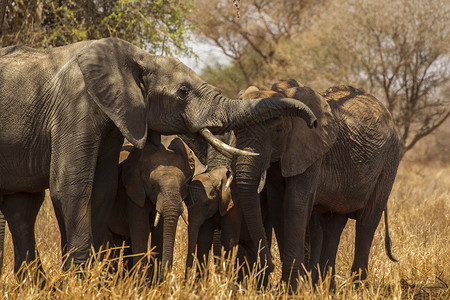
[0,38,317,277]
[232,80,400,290]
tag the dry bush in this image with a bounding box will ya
[1,159,449,299]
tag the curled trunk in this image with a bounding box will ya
[210,95,317,133]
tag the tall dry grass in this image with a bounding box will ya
[0,159,449,299]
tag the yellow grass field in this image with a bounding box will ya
[0,158,449,299]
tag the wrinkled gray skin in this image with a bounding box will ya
[107,136,197,280]
[185,133,272,281]
[233,80,400,290]
[0,38,317,278]
[186,166,237,270]
[186,166,272,282]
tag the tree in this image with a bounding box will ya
[0,0,193,55]
[285,0,450,156]
[194,0,449,157]
[190,0,326,90]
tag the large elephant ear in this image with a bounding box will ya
[280,86,338,177]
[121,148,146,207]
[77,38,148,149]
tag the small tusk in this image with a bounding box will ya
[181,202,189,225]
[200,128,259,158]
[257,170,267,194]
[181,210,189,225]
[154,211,161,227]
[224,173,234,191]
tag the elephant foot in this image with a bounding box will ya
[15,260,47,289]
[281,267,302,293]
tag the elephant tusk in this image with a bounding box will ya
[257,170,267,194]
[224,173,234,191]
[181,202,189,225]
[181,210,189,226]
[154,211,161,227]
[199,128,259,158]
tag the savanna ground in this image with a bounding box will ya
[0,144,449,299]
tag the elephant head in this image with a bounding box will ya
[77,38,317,156]
[185,166,233,269]
[231,79,338,274]
[120,136,196,278]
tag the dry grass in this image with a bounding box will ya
[1,159,449,299]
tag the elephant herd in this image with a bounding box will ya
[0,38,400,291]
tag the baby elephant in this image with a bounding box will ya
[185,166,236,270]
[185,166,272,275]
[107,136,197,279]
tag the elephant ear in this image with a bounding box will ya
[280,86,338,177]
[167,137,197,199]
[218,168,234,217]
[236,86,261,99]
[168,137,196,178]
[121,148,146,207]
[77,38,148,149]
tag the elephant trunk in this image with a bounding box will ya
[183,93,317,162]
[160,211,179,279]
[208,95,317,134]
[0,211,5,275]
[234,157,274,276]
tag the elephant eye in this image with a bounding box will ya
[275,125,283,133]
[178,85,190,98]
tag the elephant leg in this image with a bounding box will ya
[351,211,383,281]
[265,165,285,262]
[52,203,67,257]
[0,191,45,281]
[49,134,102,270]
[196,219,215,272]
[220,203,242,253]
[282,162,320,292]
[128,200,151,269]
[90,135,123,251]
[316,213,348,285]
[305,211,323,274]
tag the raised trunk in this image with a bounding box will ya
[160,213,179,279]
[215,96,317,133]
[188,94,317,134]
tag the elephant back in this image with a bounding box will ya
[320,85,399,158]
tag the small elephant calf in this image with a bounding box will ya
[185,166,272,277]
[106,136,198,279]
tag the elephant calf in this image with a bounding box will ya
[106,136,199,279]
[185,166,272,281]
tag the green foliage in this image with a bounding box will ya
[0,0,194,55]
[201,62,247,98]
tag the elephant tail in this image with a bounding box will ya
[384,207,398,262]
[0,210,5,275]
